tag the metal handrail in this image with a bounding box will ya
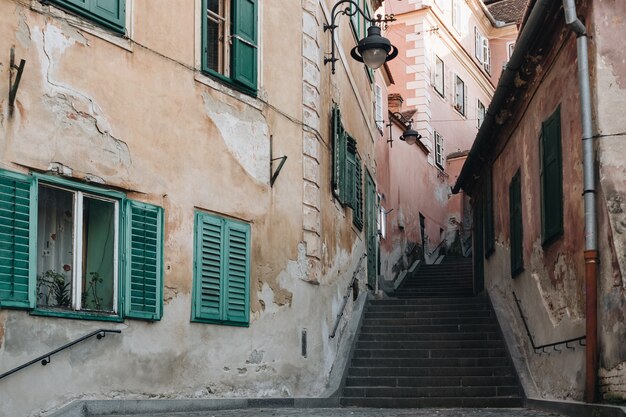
[330,253,367,339]
[0,329,121,380]
[512,292,585,354]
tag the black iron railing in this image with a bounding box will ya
[512,292,585,354]
[0,329,121,380]
[330,253,367,339]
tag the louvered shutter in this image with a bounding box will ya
[193,213,223,321]
[231,0,258,90]
[125,200,163,320]
[332,106,347,203]
[345,137,357,209]
[540,109,563,243]
[51,0,125,33]
[224,220,250,325]
[353,154,364,230]
[0,171,35,309]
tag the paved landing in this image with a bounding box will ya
[126,408,566,417]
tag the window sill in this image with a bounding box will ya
[194,72,260,109]
[33,1,132,52]
[31,308,124,323]
[191,317,249,327]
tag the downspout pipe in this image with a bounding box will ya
[562,0,598,403]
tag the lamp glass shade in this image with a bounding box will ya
[361,47,388,70]
[403,134,418,146]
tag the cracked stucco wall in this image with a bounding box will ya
[0,1,378,416]
[482,23,587,401]
[481,0,626,403]
[593,0,626,402]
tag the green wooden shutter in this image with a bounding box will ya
[224,220,250,325]
[540,108,563,244]
[91,0,125,31]
[509,171,523,277]
[353,154,363,230]
[345,137,357,209]
[332,106,347,203]
[193,212,223,322]
[231,0,258,90]
[0,171,35,309]
[484,167,495,257]
[125,200,163,320]
[51,0,125,33]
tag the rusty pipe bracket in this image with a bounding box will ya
[9,47,26,116]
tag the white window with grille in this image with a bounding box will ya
[434,131,444,170]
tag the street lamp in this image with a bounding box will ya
[387,112,422,146]
[324,1,398,74]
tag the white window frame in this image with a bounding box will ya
[205,0,232,77]
[454,74,466,116]
[477,99,486,128]
[375,84,384,131]
[434,131,444,169]
[434,55,445,97]
[507,41,516,60]
[40,184,120,313]
[474,27,490,73]
[378,204,387,239]
[452,0,466,33]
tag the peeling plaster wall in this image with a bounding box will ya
[483,26,587,401]
[592,0,626,401]
[0,0,379,415]
[482,0,626,402]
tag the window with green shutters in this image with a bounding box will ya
[509,170,523,277]
[540,107,563,245]
[0,171,36,309]
[331,105,364,229]
[353,154,364,230]
[202,0,258,92]
[332,106,347,204]
[125,200,164,320]
[49,0,126,33]
[192,211,250,326]
[0,169,164,321]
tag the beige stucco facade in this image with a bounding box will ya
[0,1,384,415]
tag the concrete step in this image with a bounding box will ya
[352,348,508,359]
[362,317,497,326]
[344,375,518,387]
[348,366,516,378]
[370,297,488,306]
[342,385,521,398]
[365,299,491,313]
[359,324,500,334]
[340,396,524,408]
[356,339,504,350]
[364,310,494,319]
[350,357,512,368]
[358,332,503,341]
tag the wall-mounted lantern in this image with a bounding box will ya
[324,1,398,74]
[386,112,422,147]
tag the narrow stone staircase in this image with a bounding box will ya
[341,256,523,408]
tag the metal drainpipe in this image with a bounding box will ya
[562,0,598,403]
